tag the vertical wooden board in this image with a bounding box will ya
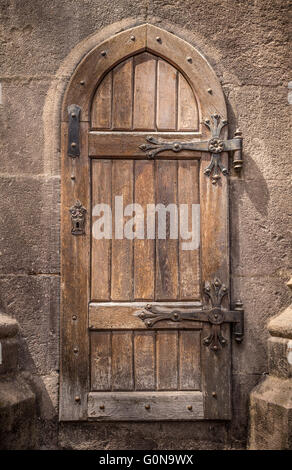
[200,150,229,285]
[91,71,112,129]
[178,160,200,299]
[133,53,156,130]
[155,160,178,300]
[91,160,111,300]
[111,160,133,300]
[179,331,201,390]
[60,122,90,420]
[156,331,178,390]
[134,160,155,299]
[199,148,231,419]
[112,331,134,390]
[201,324,231,419]
[134,331,155,390]
[156,60,177,130]
[112,58,133,129]
[177,74,199,131]
[91,332,111,391]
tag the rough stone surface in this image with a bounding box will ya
[249,376,292,450]
[269,305,292,339]
[0,0,290,450]
[268,336,292,379]
[0,373,36,449]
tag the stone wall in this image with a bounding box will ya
[0,0,291,449]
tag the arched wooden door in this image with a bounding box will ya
[60,25,243,421]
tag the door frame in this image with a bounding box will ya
[60,24,229,421]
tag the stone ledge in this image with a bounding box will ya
[248,376,291,450]
[268,305,292,340]
[0,312,19,339]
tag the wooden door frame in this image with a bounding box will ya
[60,24,229,421]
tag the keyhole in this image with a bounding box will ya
[76,222,79,228]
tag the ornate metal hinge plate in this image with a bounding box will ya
[135,278,244,352]
[139,114,243,184]
[68,104,81,157]
[69,200,86,235]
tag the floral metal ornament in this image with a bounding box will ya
[139,114,243,185]
[135,278,244,353]
[69,200,87,235]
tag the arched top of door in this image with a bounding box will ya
[62,24,227,130]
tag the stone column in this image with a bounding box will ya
[248,279,292,449]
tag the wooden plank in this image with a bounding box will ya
[178,73,199,131]
[111,160,133,300]
[134,160,155,299]
[112,331,134,390]
[90,332,111,391]
[91,71,112,129]
[60,122,90,420]
[199,146,231,419]
[89,302,203,330]
[134,331,155,390]
[156,331,178,390]
[155,160,178,300]
[157,60,177,130]
[89,132,202,158]
[133,53,156,130]
[201,324,231,419]
[91,160,111,300]
[179,331,201,390]
[178,160,200,299]
[88,391,204,420]
[112,58,133,129]
[62,25,147,121]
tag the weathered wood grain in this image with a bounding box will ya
[178,160,200,299]
[89,302,203,330]
[91,71,112,129]
[178,74,199,131]
[89,132,201,158]
[134,160,155,299]
[90,332,111,391]
[112,58,133,129]
[60,122,90,420]
[155,160,179,300]
[157,60,177,130]
[88,391,204,420]
[133,53,156,130]
[179,331,201,390]
[111,160,133,300]
[134,331,156,390]
[112,331,134,391]
[91,159,111,300]
[156,331,178,390]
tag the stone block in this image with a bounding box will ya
[268,336,292,379]
[249,376,292,449]
[0,275,59,375]
[59,421,229,450]
[0,175,60,274]
[0,337,18,375]
[0,80,52,175]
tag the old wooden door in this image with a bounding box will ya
[60,25,243,421]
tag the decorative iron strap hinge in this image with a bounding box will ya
[135,278,244,352]
[68,104,81,157]
[139,114,243,184]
